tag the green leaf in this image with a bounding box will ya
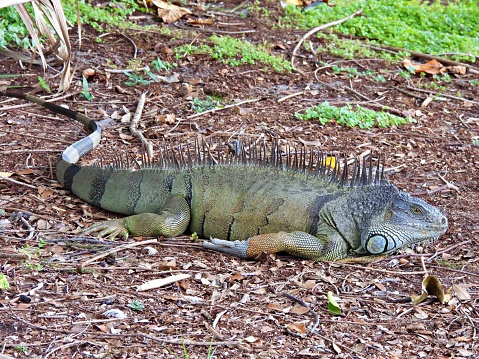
[327,291,341,315]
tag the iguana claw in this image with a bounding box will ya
[83,219,130,240]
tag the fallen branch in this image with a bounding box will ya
[363,44,479,75]
[130,91,154,158]
[79,238,158,269]
[291,7,364,70]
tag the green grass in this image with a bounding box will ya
[281,0,479,61]
[175,35,293,73]
[295,102,415,130]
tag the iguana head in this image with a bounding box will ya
[362,190,448,255]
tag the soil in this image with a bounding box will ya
[1,1,478,358]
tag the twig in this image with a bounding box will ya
[427,240,472,262]
[363,44,479,75]
[331,262,427,276]
[80,238,158,268]
[130,91,154,158]
[291,7,364,69]
[20,217,35,240]
[187,98,262,119]
[282,292,321,334]
[405,86,479,105]
[277,91,306,102]
[0,174,37,189]
[419,256,429,277]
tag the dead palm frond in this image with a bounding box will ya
[0,0,73,92]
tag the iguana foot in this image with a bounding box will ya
[203,238,250,258]
[83,219,129,240]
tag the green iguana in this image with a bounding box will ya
[1,91,448,262]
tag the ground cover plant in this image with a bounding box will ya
[0,0,478,358]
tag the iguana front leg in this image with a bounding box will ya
[84,194,190,239]
[204,230,349,261]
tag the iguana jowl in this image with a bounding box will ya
[1,92,448,261]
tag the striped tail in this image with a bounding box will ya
[1,92,102,189]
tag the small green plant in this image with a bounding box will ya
[38,76,51,93]
[127,300,144,311]
[295,102,415,130]
[374,75,387,83]
[151,58,177,72]
[175,35,293,73]
[191,96,223,113]
[37,238,47,248]
[433,73,452,83]
[0,273,10,290]
[79,76,94,100]
[470,79,479,86]
[398,70,412,79]
[124,71,151,86]
[191,232,199,241]
[25,263,43,271]
[14,344,28,354]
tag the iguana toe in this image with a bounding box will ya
[83,219,129,239]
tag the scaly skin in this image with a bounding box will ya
[1,91,449,261]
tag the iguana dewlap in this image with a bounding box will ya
[2,92,448,261]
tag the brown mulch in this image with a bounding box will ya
[0,1,478,358]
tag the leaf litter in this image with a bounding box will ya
[0,0,479,357]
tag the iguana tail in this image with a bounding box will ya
[1,91,102,192]
[1,92,101,165]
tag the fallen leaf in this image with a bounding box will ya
[0,172,13,178]
[152,0,191,23]
[452,284,471,301]
[414,307,429,319]
[187,18,213,25]
[402,58,445,75]
[158,114,176,124]
[17,168,35,175]
[290,304,310,315]
[447,65,466,75]
[327,291,341,315]
[243,335,258,343]
[288,322,307,334]
[411,275,452,304]
[267,303,283,311]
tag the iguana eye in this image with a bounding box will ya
[411,206,423,215]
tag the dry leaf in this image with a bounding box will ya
[290,304,310,315]
[152,0,191,23]
[452,284,471,301]
[411,275,452,305]
[267,303,283,311]
[228,273,244,281]
[447,65,466,75]
[17,168,35,175]
[402,58,445,75]
[282,0,303,6]
[288,322,307,334]
[187,18,213,25]
[158,113,176,124]
[0,172,13,178]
